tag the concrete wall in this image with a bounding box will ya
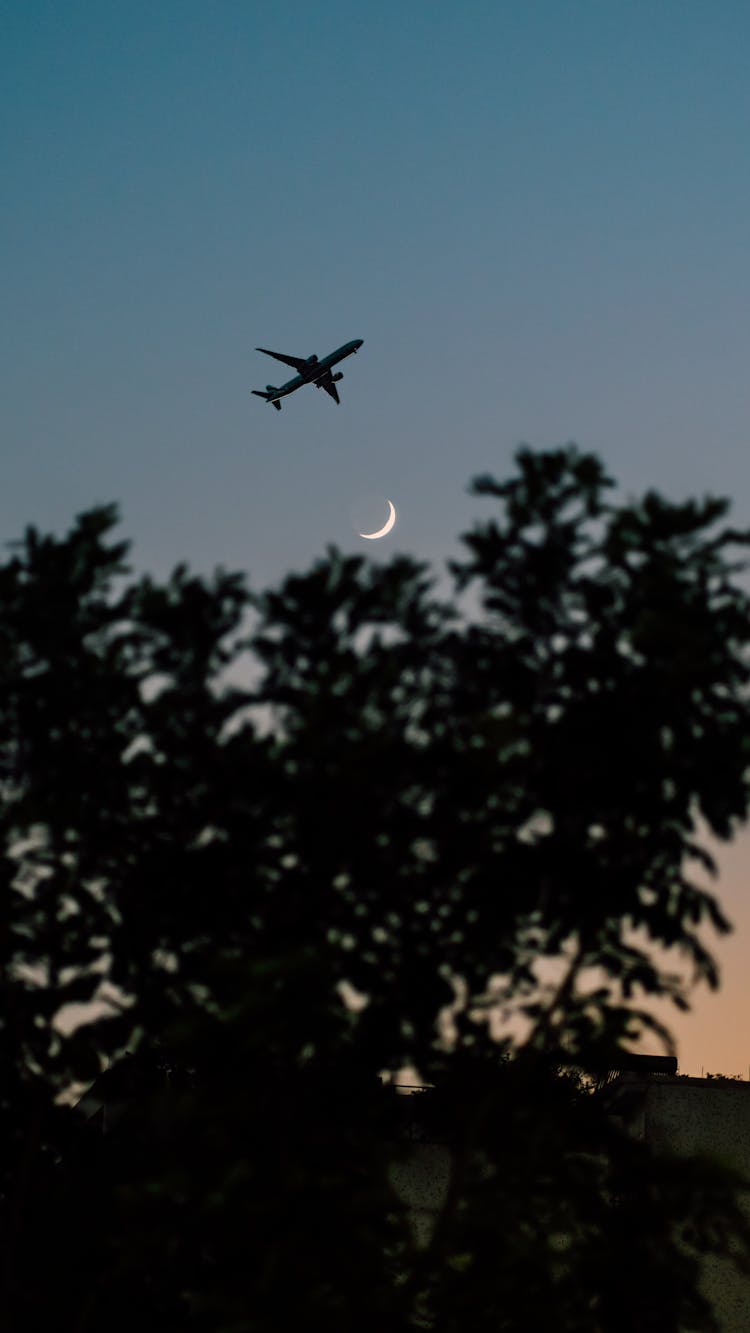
[388,1140,452,1249]
[390,1078,750,1330]
[634,1077,750,1333]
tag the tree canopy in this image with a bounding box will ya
[2,447,750,1330]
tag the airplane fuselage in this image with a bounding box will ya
[263,339,363,403]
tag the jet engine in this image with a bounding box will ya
[332,372,344,381]
[306,354,318,363]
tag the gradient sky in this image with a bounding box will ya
[3,0,750,1074]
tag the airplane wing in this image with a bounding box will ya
[256,347,309,372]
[315,370,340,405]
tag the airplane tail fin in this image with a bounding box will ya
[252,389,282,411]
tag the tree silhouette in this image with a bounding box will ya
[2,447,750,1330]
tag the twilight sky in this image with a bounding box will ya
[3,0,750,1075]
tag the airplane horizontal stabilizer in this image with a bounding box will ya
[252,389,282,411]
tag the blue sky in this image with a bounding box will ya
[3,0,750,1072]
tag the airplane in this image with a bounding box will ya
[252,338,364,410]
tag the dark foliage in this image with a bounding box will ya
[2,447,750,1330]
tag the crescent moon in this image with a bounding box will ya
[359,499,397,540]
